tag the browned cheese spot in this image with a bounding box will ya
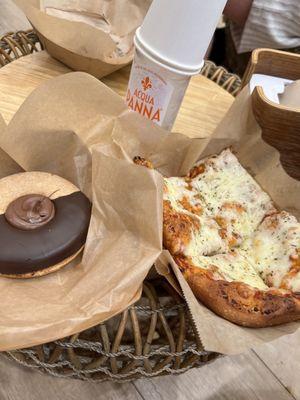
[280,250,300,290]
[264,213,280,230]
[187,163,206,179]
[174,254,197,272]
[215,216,227,229]
[221,202,246,213]
[179,196,202,216]
[163,200,200,255]
[184,178,194,191]
[215,215,240,247]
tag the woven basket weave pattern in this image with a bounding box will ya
[5,282,218,382]
[0,29,241,382]
[0,30,42,66]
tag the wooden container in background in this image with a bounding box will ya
[242,49,300,181]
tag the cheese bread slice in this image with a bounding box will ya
[134,149,300,327]
[162,149,300,327]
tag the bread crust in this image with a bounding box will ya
[176,256,300,328]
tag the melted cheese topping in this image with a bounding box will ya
[163,149,300,292]
[190,251,268,290]
[164,178,200,212]
[251,212,300,292]
[164,178,227,256]
[191,149,275,245]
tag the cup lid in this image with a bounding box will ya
[138,0,227,73]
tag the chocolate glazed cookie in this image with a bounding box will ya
[0,172,91,278]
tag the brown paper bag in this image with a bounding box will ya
[13,0,151,78]
[0,72,299,355]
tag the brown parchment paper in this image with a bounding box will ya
[0,115,23,178]
[0,72,205,351]
[0,73,161,351]
[13,0,151,78]
[0,72,299,354]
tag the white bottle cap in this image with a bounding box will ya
[136,0,227,75]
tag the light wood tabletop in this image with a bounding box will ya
[0,51,234,138]
[0,3,299,400]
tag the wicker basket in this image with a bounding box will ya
[0,30,241,382]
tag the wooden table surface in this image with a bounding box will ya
[0,3,299,400]
[0,51,234,139]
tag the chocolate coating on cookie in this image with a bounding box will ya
[5,194,55,230]
[0,191,91,275]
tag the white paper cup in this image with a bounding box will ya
[139,0,227,72]
[126,30,203,130]
[126,0,226,129]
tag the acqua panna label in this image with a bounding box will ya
[126,60,174,126]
